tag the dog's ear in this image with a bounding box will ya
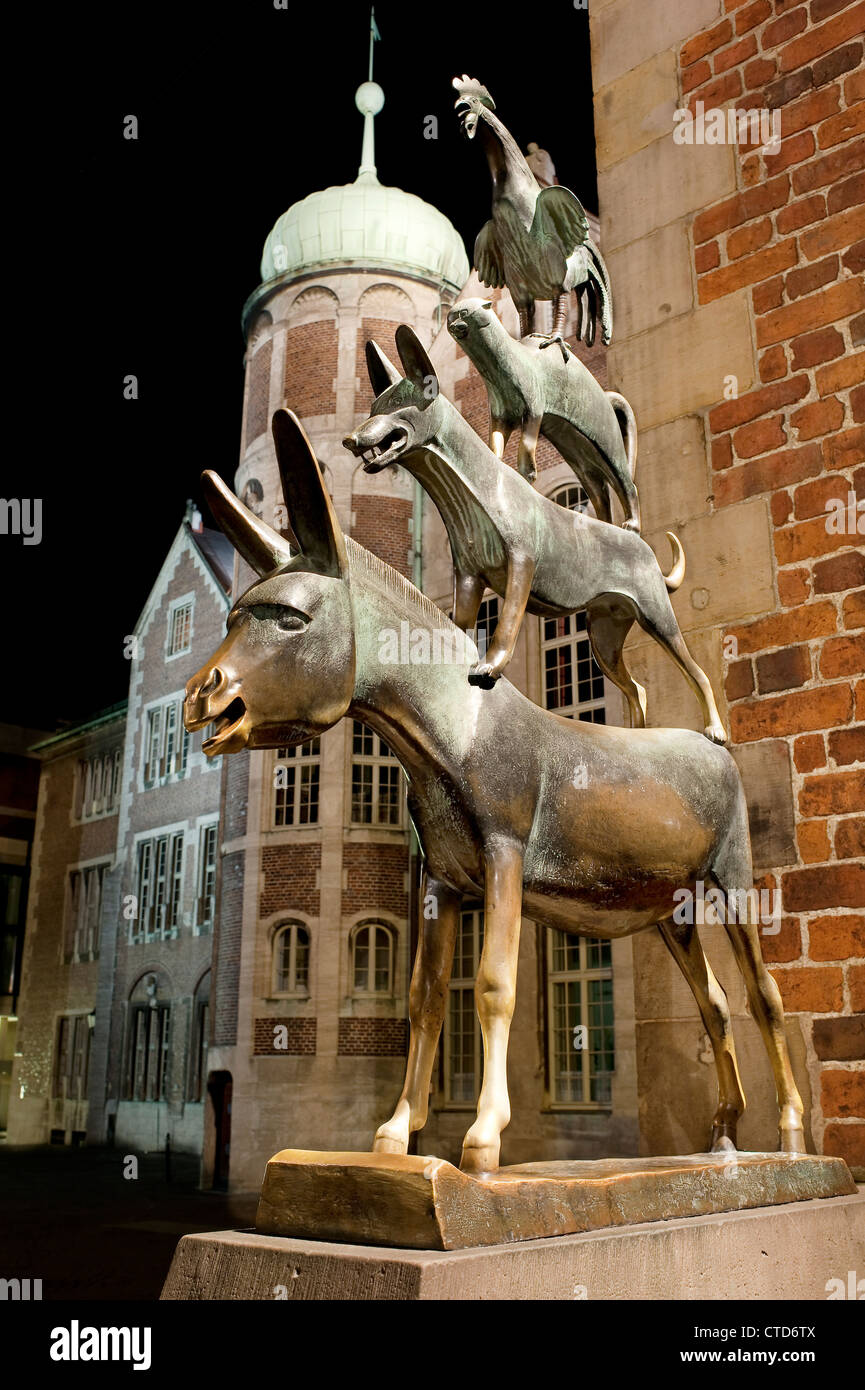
[480,300,492,310]
[365,339,402,397]
[395,325,439,402]
[272,409,349,580]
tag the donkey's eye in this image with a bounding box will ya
[249,604,308,632]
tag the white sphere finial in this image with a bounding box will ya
[355,81,384,116]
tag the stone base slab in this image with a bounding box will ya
[162,1189,865,1300]
[254,1148,855,1250]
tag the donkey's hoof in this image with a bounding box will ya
[711,1135,738,1156]
[459,1144,499,1175]
[704,723,728,745]
[373,1134,408,1156]
[779,1127,807,1154]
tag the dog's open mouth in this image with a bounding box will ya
[202,696,247,755]
[357,426,408,471]
[449,318,468,339]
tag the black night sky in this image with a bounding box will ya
[6,1,596,730]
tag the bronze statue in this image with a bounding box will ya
[184,409,806,1176]
[452,74,613,354]
[344,326,726,741]
[447,296,639,524]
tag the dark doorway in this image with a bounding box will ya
[206,1070,232,1191]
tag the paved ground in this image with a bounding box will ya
[0,1143,258,1300]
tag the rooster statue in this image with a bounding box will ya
[452,74,613,357]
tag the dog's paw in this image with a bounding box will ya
[468,660,502,689]
[621,517,641,534]
[704,723,728,745]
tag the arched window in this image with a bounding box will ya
[273,921,310,995]
[126,972,171,1102]
[541,485,607,724]
[351,922,395,996]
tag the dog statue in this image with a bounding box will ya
[344,326,726,743]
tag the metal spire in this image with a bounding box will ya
[355,8,384,183]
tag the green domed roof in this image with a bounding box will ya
[259,81,469,295]
[261,181,470,294]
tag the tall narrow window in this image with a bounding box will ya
[273,921,310,995]
[168,600,193,656]
[144,708,162,785]
[444,908,484,1104]
[53,1016,71,1098]
[543,485,607,724]
[351,922,395,995]
[546,930,614,1105]
[273,739,320,826]
[142,698,189,785]
[53,1014,92,1100]
[350,721,403,826]
[198,823,218,930]
[133,833,184,941]
[167,832,184,934]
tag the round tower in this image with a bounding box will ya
[206,76,469,1191]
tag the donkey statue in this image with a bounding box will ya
[184,408,806,1174]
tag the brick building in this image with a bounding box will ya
[589,0,863,1170]
[6,705,126,1144]
[6,509,232,1154]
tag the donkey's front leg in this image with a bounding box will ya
[460,841,524,1174]
[373,876,459,1156]
[469,554,535,687]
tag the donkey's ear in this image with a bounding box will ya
[365,339,402,397]
[395,325,438,399]
[272,409,349,579]
[201,471,292,577]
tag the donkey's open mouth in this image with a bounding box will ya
[202,696,247,755]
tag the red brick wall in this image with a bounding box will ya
[283,321,337,417]
[337,1017,408,1056]
[253,1016,316,1055]
[679,0,864,1171]
[260,844,321,917]
[341,844,409,916]
[351,494,413,577]
[244,340,272,450]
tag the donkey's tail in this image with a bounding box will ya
[664,532,686,592]
[607,390,637,479]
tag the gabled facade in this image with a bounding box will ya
[85,514,232,1154]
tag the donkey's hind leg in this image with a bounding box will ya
[373,875,459,1155]
[711,839,806,1153]
[658,917,745,1152]
[632,582,727,744]
[586,600,647,728]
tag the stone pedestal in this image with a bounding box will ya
[162,1188,865,1300]
[254,1148,855,1250]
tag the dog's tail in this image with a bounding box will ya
[664,532,686,592]
[606,390,637,479]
